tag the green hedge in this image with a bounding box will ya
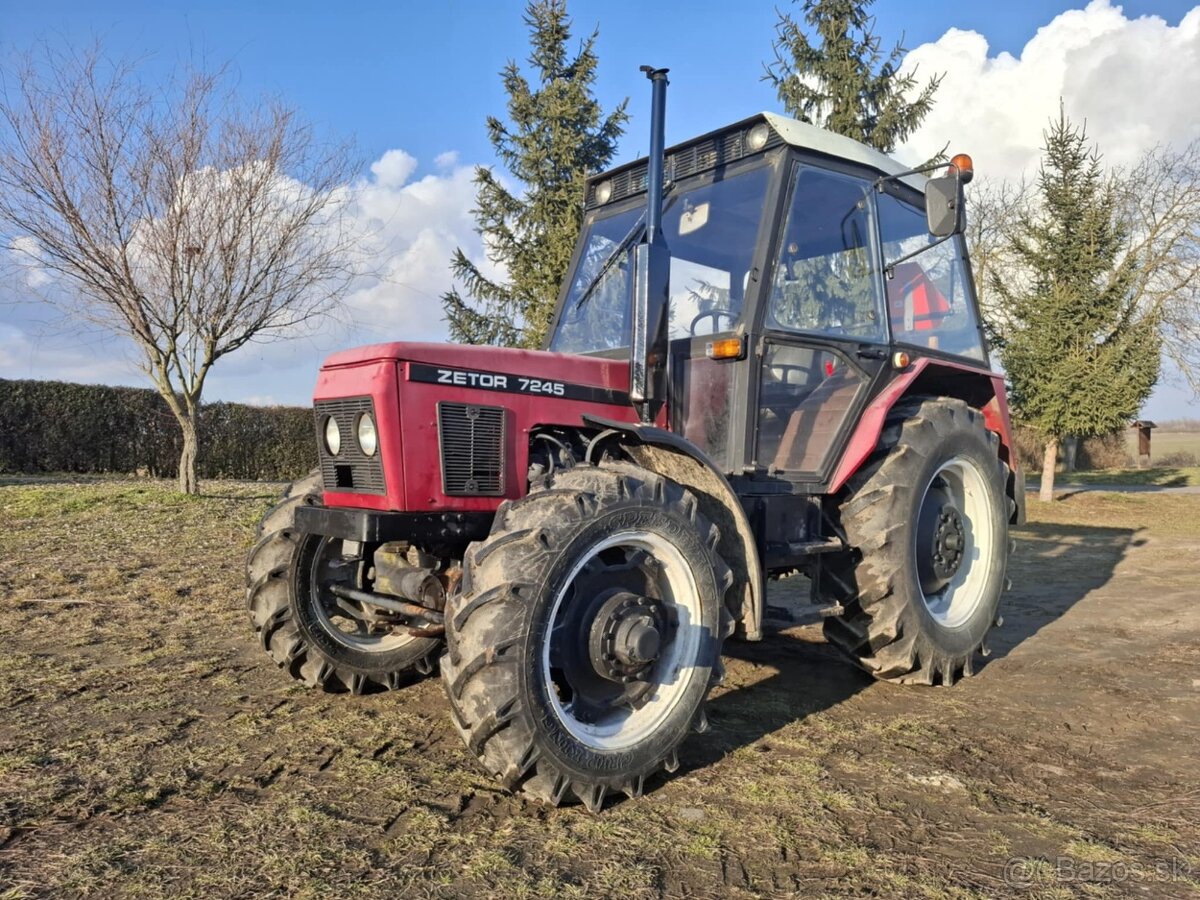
[0,378,316,481]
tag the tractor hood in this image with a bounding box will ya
[313,341,643,514]
[320,341,630,400]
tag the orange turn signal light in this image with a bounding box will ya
[892,351,911,369]
[706,337,744,360]
[950,153,974,184]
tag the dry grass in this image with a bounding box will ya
[1025,489,1200,536]
[1,477,1198,898]
[1052,466,1200,488]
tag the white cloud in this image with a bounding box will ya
[338,154,499,346]
[0,319,140,385]
[8,236,53,288]
[898,1,1200,180]
[368,149,419,188]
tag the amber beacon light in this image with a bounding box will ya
[950,153,974,184]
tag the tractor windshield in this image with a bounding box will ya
[549,162,771,355]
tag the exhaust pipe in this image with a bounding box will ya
[642,66,668,240]
[630,65,671,424]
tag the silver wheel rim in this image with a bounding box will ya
[542,530,704,751]
[309,537,420,653]
[915,455,995,629]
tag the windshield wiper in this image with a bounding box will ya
[570,212,647,313]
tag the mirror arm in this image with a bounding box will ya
[873,160,948,192]
[884,232,956,279]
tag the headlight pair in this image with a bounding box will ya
[323,413,377,457]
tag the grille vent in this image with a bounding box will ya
[586,123,783,208]
[438,402,505,496]
[314,397,386,495]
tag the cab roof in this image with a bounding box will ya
[585,112,926,209]
[759,112,926,191]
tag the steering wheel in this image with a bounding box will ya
[689,309,737,336]
[759,364,816,419]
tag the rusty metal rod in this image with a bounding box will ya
[328,583,444,626]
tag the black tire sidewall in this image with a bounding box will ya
[896,426,1008,656]
[289,533,438,674]
[520,503,721,781]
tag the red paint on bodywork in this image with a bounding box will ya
[315,342,645,512]
[829,357,1017,493]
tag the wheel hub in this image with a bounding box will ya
[932,507,965,581]
[588,591,666,684]
[916,486,966,595]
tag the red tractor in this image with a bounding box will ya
[246,69,1023,811]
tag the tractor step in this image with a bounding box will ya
[786,538,844,555]
[763,537,845,571]
[763,600,845,630]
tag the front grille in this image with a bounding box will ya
[314,397,386,495]
[438,402,505,496]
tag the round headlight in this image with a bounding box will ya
[356,412,378,457]
[594,179,613,205]
[747,122,771,151]
[323,415,341,456]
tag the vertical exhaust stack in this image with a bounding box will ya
[630,66,671,424]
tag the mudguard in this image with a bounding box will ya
[582,415,767,641]
[830,357,1025,525]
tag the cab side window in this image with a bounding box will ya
[767,166,885,342]
[877,191,986,361]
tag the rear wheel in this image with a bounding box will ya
[821,398,1012,685]
[441,463,733,810]
[245,472,440,692]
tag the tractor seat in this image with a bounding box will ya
[887,262,951,344]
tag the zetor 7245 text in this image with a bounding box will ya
[246,68,1023,812]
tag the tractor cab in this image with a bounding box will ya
[547,111,991,484]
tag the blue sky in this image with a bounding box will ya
[3,1,1200,418]
[6,0,1194,174]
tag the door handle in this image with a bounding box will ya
[856,345,888,360]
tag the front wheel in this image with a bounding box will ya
[245,472,440,692]
[441,463,733,810]
[821,398,1012,685]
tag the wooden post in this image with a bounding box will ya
[1063,436,1078,472]
[1130,420,1155,469]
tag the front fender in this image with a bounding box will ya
[582,415,766,641]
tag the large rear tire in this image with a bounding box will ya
[821,398,1012,685]
[245,472,440,693]
[441,463,733,810]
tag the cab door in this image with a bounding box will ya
[658,156,781,472]
[750,161,890,482]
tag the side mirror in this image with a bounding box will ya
[925,175,964,238]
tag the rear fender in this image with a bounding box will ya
[831,358,1025,525]
[582,415,766,641]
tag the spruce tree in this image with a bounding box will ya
[764,0,940,153]
[442,0,628,348]
[993,109,1160,501]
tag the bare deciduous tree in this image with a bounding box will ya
[964,175,1031,348]
[1119,139,1200,393]
[0,47,356,493]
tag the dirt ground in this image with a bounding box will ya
[1,477,1198,898]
